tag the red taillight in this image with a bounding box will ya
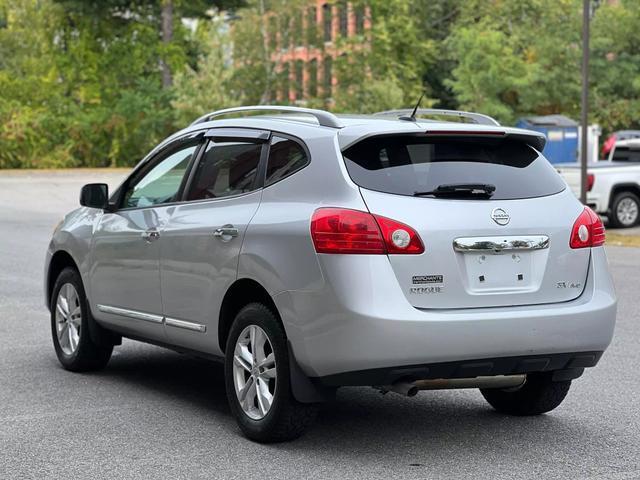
[310,208,424,255]
[570,207,605,249]
[372,214,425,254]
[311,208,385,254]
[587,173,595,192]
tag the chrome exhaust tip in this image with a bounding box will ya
[377,382,419,397]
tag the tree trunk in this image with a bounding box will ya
[161,0,173,88]
[258,0,273,104]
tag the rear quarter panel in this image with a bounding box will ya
[238,132,367,361]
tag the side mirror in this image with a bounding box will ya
[79,183,109,209]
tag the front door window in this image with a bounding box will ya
[123,143,198,208]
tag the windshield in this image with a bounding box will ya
[342,135,566,200]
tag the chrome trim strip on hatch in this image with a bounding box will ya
[97,304,164,324]
[164,317,207,333]
[453,235,550,253]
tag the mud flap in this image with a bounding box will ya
[87,307,121,347]
[287,342,334,403]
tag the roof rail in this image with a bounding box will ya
[190,105,343,128]
[374,108,500,127]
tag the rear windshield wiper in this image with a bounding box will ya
[414,183,496,198]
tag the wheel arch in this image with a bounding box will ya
[609,183,640,209]
[218,278,283,353]
[46,250,80,309]
[218,277,333,403]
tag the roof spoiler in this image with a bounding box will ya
[421,129,546,151]
[506,131,547,151]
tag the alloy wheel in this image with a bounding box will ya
[616,197,639,227]
[55,283,82,355]
[232,324,277,420]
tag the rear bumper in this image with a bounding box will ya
[275,247,616,381]
[317,351,603,387]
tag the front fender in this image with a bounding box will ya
[45,207,103,306]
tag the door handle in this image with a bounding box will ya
[142,229,160,243]
[213,224,239,241]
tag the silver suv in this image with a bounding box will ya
[45,106,617,442]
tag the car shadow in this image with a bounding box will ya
[89,341,602,463]
[98,343,231,414]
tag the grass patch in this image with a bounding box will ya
[606,233,640,248]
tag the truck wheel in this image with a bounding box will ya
[480,373,571,416]
[610,191,640,228]
[224,303,318,442]
[51,267,113,371]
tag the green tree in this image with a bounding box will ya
[54,0,245,88]
[445,0,581,125]
[172,17,238,125]
[412,0,462,109]
[0,0,245,168]
[333,0,435,112]
[590,0,640,133]
[0,0,71,168]
[226,0,436,112]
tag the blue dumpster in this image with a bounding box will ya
[516,115,578,164]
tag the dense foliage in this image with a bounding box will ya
[0,0,638,168]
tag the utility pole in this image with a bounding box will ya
[580,0,590,205]
[161,0,174,89]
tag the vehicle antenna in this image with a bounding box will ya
[399,92,425,122]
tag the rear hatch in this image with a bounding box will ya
[342,132,590,309]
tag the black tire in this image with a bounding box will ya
[480,373,571,416]
[609,191,640,228]
[224,303,318,442]
[50,267,113,372]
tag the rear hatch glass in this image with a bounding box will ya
[342,135,565,200]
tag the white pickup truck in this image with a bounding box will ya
[556,139,640,228]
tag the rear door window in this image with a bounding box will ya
[186,141,262,201]
[342,135,566,200]
[265,136,309,186]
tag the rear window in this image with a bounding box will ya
[342,135,566,200]
[612,146,640,163]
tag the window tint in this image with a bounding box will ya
[187,141,262,201]
[308,58,318,97]
[355,5,365,34]
[124,143,197,208]
[265,136,309,186]
[323,56,332,98]
[307,6,318,46]
[612,146,640,163]
[338,0,348,37]
[322,3,332,42]
[342,135,566,200]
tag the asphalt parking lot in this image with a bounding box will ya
[1,170,639,480]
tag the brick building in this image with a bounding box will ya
[266,1,371,104]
